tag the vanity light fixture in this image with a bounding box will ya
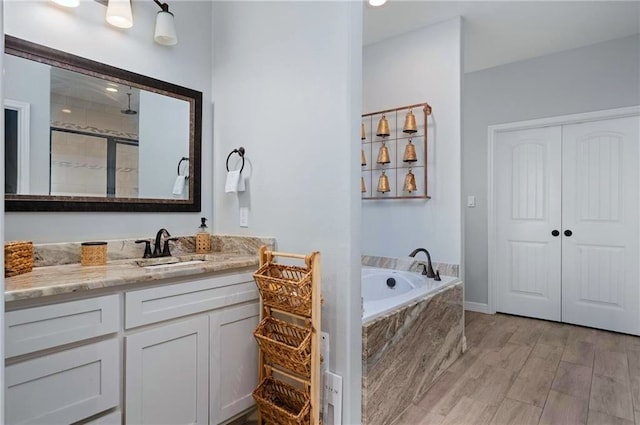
[52,0,80,7]
[368,0,387,6]
[106,0,133,29]
[153,0,178,46]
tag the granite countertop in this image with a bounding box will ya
[5,252,260,302]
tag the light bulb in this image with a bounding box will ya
[368,0,387,6]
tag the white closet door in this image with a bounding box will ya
[562,116,639,335]
[495,126,562,321]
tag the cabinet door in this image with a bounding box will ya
[210,303,260,424]
[126,316,209,425]
[6,339,119,425]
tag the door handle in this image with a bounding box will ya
[551,230,560,237]
[564,229,573,237]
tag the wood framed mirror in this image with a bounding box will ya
[4,35,202,212]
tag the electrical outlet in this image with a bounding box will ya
[239,207,249,227]
[323,371,343,425]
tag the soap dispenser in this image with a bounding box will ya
[196,217,211,254]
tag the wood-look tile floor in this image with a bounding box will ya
[394,312,640,425]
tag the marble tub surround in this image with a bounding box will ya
[32,234,275,267]
[362,281,464,425]
[5,252,259,302]
[362,255,459,277]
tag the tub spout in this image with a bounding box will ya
[409,248,439,280]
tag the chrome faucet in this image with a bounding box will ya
[408,248,441,281]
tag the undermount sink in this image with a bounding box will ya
[134,255,207,268]
[142,259,206,270]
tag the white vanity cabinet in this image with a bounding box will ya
[5,268,260,425]
[123,271,259,425]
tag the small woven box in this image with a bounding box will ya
[81,242,107,266]
[5,241,34,277]
[196,233,211,254]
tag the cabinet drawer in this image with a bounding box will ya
[6,339,120,425]
[125,271,256,328]
[6,294,120,358]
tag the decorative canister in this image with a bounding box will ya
[5,241,34,277]
[81,242,108,266]
[196,217,211,254]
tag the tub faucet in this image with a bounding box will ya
[408,248,441,281]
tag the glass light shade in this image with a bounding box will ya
[52,0,80,7]
[368,0,387,6]
[106,0,133,29]
[154,11,178,46]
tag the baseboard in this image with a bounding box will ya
[464,301,490,314]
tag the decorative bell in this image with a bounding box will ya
[361,149,367,167]
[376,142,390,165]
[361,176,367,193]
[403,139,418,163]
[403,109,417,134]
[376,115,390,137]
[403,168,417,193]
[361,122,366,141]
[377,171,390,193]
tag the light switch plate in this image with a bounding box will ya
[239,207,249,227]
[467,195,476,208]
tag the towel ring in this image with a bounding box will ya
[226,147,245,173]
[177,157,189,177]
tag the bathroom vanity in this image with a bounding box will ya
[4,236,272,425]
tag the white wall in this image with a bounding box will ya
[138,91,189,199]
[463,34,640,304]
[4,55,50,194]
[4,0,213,242]
[362,19,462,265]
[212,2,363,423]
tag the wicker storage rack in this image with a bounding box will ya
[4,241,33,277]
[254,316,312,377]
[253,262,313,317]
[253,377,310,425]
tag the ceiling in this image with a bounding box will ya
[363,1,640,73]
[51,67,140,113]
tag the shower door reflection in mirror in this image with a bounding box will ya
[50,129,139,198]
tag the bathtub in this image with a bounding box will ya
[361,266,463,425]
[362,266,457,324]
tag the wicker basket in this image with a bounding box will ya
[253,377,310,425]
[5,241,33,277]
[253,262,313,317]
[81,242,107,266]
[254,316,312,377]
